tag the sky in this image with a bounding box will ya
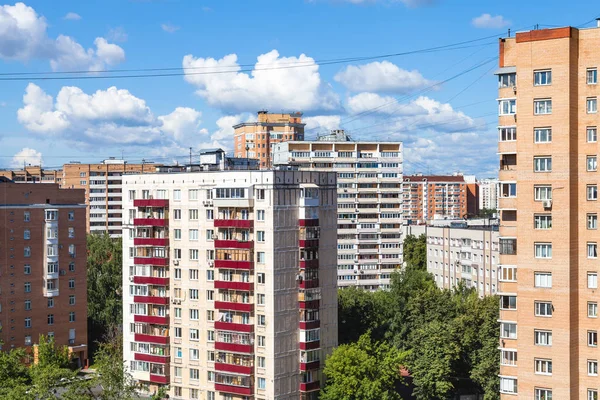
[0,0,597,177]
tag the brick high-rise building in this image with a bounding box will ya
[233,111,305,169]
[122,170,337,400]
[497,25,600,399]
[0,179,88,364]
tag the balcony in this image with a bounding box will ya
[134,257,169,266]
[214,219,254,229]
[300,259,319,269]
[149,374,169,385]
[214,260,254,270]
[214,321,254,333]
[214,240,254,249]
[299,279,319,289]
[133,295,169,305]
[43,288,59,298]
[133,276,169,286]
[215,362,253,375]
[134,238,169,247]
[299,219,319,227]
[300,360,320,371]
[499,239,517,255]
[134,352,169,364]
[215,301,254,312]
[214,280,253,291]
[134,314,169,325]
[299,381,320,392]
[134,333,169,345]
[299,300,320,309]
[215,383,253,397]
[215,341,253,354]
[299,239,319,248]
[299,341,320,351]
[134,199,169,208]
[299,320,320,330]
[133,218,168,227]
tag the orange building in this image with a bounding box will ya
[233,111,305,168]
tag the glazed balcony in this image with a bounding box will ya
[299,381,320,392]
[133,218,168,227]
[299,239,319,248]
[214,219,254,229]
[215,301,254,313]
[214,280,254,291]
[215,341,254,354]
[133,295,169,305]
[134,237,169,247]
[134,314,169,325]
[215,240,254,249]
[134,333,169,345]
[214,321,254,333]
[134,199,169,208]
[133,276,169,286]
[134,257,169,266]
[214,260,254,270]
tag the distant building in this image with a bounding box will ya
[0,165,62,184]
[479,178,499,210]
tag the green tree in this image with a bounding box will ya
[338,287,392,344]
[322,332,406,400]
[0,347,32,400]
[402,234,427,271]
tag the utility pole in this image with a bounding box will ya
[189,147,192,165]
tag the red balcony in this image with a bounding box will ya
[134,352,169,364]
[299,381,320,392]
[214,260,254,270]
[134,199,169,208]
[299,300,320,309]
[299,320,320,330]
[299,259,319,269]
[214,240,254,249]
[214,281,254,291]
[133,276,169,286]
[299,341,320,351]
[299,239,319,248]
[134,314,169,325]
[215,384,253,396]
[149,374,169,385]
[134,238,169,247]
[134,333,169,345]
[299,279,319,289]
[214,219,254,229]
[299,219,319,227]
[134,295,169,305]
[215,321,254,333]
[133,218,168,227]
[215,341,253,354]
[215,362,253,375]
[134,257,169,266]
[300,360,320,371]
[215,301,254,312]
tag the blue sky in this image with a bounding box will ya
[0,0,597,176]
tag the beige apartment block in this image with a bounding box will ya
[273,130,403,290]
[0,166,62,184]
[497,25,600,399]
[122,170,338,400]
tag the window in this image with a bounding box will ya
[535,301,553,317]
[258,335,266,347]
[589,127,598,143]
[190,309,199,320]
[534,156,552,172]
[258,315,266,326]
[47,314,54,325]
[190,368,199,380]
[589,214,598,230]
[589,68,598,84]
[500,296,517,310]
[24,282,31,293]
[535,330,552,346]
[589,97,598,113]
[535,359,552,375]
[207,290,214,301]
[500,349,517,366]
[589,156,598,171]
[24,211,30,222]
[189,269,199,280]
[534,186,552,201]
[589,243,598,259]
[498,99,516,115]
[24,264,31,275]
[590,302,598,318]
[589,360,598,376]
[69,295,75,305]
[207,350,215,361]
[535,388,552,399]
[499,376,517,394]
[257,356,266,368]
[24,247,31,257]
[173,189,181,201]
[189,209,199,220]
[534,70,552,85]
[69,279,75,289]
[207,330,214,341]
[69,262,75,272]
[189,189,199,200]
[534,272,552,288]
[589,185,598,201]
[589,389,598,400]
[534,99,552,114]
[590,331,598,347]
[24,300,31,311]
[206,229,214,240]
[25,335,31,346]
[189,348,199,360]
[174,229,181,240]
[534,127,552,143]
[23,229,30,240]
[257,231,265,242]
[207,270,214,281]
[500,322,517,339]
[257,252,265,263]
[499,126,517,141]
[589,272,598,289]
[257,293,265,305]
[190,329,199,340]
[534,243,552,258]
[69,312,75,322]
[534,215,552,229]
[499,265,517,282]
[206,209,214,220]
[174,268,181,279]
[189,249,199,260]
[189,229,198,240]
[25,317,31,328]
[257,210,265,221]
[256,188,265,200]
[258,377,266,390]
[498,73,516,88]
[257,273,265,284]
[189,289,199,300]
[207,310,214,321]
[47,298,54,308]
[173,209,181,220]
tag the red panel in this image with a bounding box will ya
[214,260,254,270]
[134,199,169,208]
[149,374,169,385]
[133,276,169,286]
[214,219,254,228]
[215,342,253,354]
[300,360,320,371]
[299,320,320,330]
[215,321,254,333]
[214,240,254,249]
[133,218,168,227]
[299,219,319,227]
[215,301,253,312]
[215,383,253,396]
[299,300,320,309]
[214,281,253,291]
[134,314,169,325]
[134,333,169,345]
[299,341,320,350]
[299,239,319,248]
[516,27,572,43]
[134,295,169,305]
[299,279,319,289]
[134,352,169,364]
[215,362,253,375]
[134,257,169,266]
[299,259,318,269]
[299,381,320,392]
[134,238,169,247]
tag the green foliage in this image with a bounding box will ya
[402,234,427,271]
[478,208,497,218]
[338,286,392,344]
[321,332,406,400]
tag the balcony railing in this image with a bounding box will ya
[214,240,254,249]
[214,219,254,229]
[215,301,254,313]
[133,276,169,286]
[214,260,254,270]
[133,295,169,305]
[134,352,170,364]
[149,374,169,385]
[134,257,169,266]
[299,381,320,392]
[134,238,169,247]
[134,333,169,345]
[215,383,253,396]
[300,259,319,269]
[134,314,169,325]
[215,362,253,375]
[214,281,253,291]
[215,341,254,354]
[214,321,254,333]
[300,360,320,371]
[133,218,168,227]
[134,199,169,208]
[299,239,319,248]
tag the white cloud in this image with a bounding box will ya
[346,92,426,116]
[472,13,510,29]
[304,115,341,132]
[0,3,125,71]
[11,147,42,167]
[182,50,340,113]
[63,12,81,21]
[161,23,180,33]
[335,61,433,93]
[158,107,204,141]
[107,26,127,42]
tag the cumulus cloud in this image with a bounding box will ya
[346,92,426,116]
[182,50,340,113]
[472,13,510,29]
[158,107,204,142]
[63,12,81,21]
[304,115,341,133]
[11,147,42,167]
[335,61,433,93]
[0,3,125,71]
[161,23,180,33]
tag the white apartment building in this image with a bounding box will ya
[122,170,338,400]
[479,178,499,210]
[273,130,403,290]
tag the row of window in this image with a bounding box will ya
[499,69,598,88]
[22,279,76,293]
[500,378,597,400]
[24,312,76,328]
[499,97,600,116]
[499,126,599,143]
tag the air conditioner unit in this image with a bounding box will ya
[173,260,179,266]
[542,200,552,209]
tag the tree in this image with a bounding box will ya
[338,287,392,344]
[322,332,406,400]
[402,234,427,271]
[478,208,497,218]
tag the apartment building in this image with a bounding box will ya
[479,178,499,210]
[402,174,479,224]
[496,25,600,399]
[0,166,62,184]
[233,111,305,169]
[0,178,88,364]
[273,130,403,290]
[122,170,338,400]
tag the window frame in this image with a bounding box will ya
[534,70,552,86]
[533,99,552,115]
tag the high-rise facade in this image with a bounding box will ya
[0,179,88,364]
[273,130,403,290]
[497,26,600,399]
[122,170,338,400]
[479,178,499,211]
[233,111,305,169]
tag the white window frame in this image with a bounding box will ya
[534,215,552,230]
[534,186,552,201]
[534,127,552,143]
[534,301,553,317]
[589,272,598,289]
[588,127,598,143]
[588,97,598,114]
[534,330,552,346]
[534,156,552,172]
[534,99,552,115]
[499,126,517,141]
[589,302,598,318]
[498,99,517,116]
[589,68,598,85]
[534,272,552,288]
[534,359,552,375]
[534,70,552,86]
[589,156,598,172]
